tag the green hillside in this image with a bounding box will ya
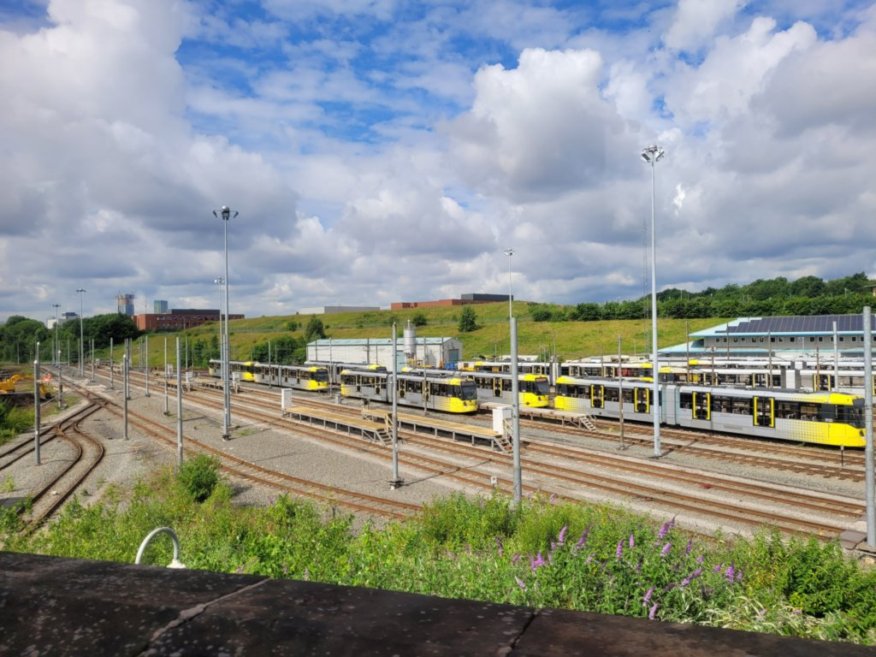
[148,302,725,366]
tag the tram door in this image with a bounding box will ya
[753,396,775,428]
[634,388,649,413]
[590,384,604,409]
[815,374,832,391]
[692,392,710,421]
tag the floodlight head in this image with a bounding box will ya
[641,145,665,164]
[504,248,514,257]
[76,288,86,294]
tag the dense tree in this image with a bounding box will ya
[304,317,327,343]
[458,306,478,332]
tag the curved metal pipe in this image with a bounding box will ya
[135,527,186,569]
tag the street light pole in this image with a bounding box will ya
[214,276,224,386]
[641,144,665,458]
[76,288,86,377]
[213,206,238,441]
[503,248,514,323]
[52,304,60,367]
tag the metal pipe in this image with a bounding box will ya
[391,322,401,488]
[641,144,665,458]
[33,350,41,465]
[164,337,169,415]
[176,337,183,468]
[511,317,521,505]
[123,354,129,440]
[145,336,150,397]
[864,307,874,547]
[135,527,185,569]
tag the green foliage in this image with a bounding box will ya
[0,401,33,441]
[285,320,299,332]
[4,468,876,645]
[251,336,305,364]
[177,454,220,502]
[418,493,519,550]
[411,312,428,327]
[458,306,478,332]
[304,317,327,342]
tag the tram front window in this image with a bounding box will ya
[534,379,550,396]
[837,400,865,428]
[457,382,478,401]
[314,370,329,382]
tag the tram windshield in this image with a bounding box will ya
[313,369,329,382]
[457,381,478,401]
[533,378,550,396]
[836,399,865,428]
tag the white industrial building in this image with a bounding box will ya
[307,336,462,370]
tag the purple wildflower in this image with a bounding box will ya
[495,537,504,557]
[658,517,675,539]
[660,542,672,558]
[558,525,568,545]
[575,528,590,550]
[585,554,593,564]
[684,539,693,555]
[642,587,654,605]
[735,569,743,583]
[629,533,635,549]
[681,567,703,588]
[648,603,659,620]
[696,555,704,564]
[515,576,527,590]
[615,540,624,560]
[511,553,521,565]
[550,540,556,553]
[713,563,723,573]
[530,552,545,572]
[725,564,735,583]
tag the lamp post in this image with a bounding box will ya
[76,288,86,376]
[214,277,224,384]
[502,248,521,505]
[503,248,514,322]
[52,304,60,366]
[641,144,665,458]
[212,206,238,441]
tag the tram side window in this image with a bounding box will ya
[621,389,634,404]
[680,392,692,409]
[710,395,732,413]
[775,401,798,419]
[604,387,620,403]
[799,402,819,421]
[729,398,752,415]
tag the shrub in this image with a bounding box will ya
[177,454,220,502]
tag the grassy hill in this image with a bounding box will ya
[143,302,726,365]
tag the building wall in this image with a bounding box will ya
[391,295,511,310]
[154,300,169,313]
[307,338,462,369]
[134,312,244,332]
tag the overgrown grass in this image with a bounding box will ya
[3,469,874,645]
[0,400,33,444]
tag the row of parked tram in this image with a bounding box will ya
[209,359,867,448]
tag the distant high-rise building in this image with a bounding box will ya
[153,300,168,313]
[117,293,135,316]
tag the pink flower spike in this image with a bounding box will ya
[628,533,635,549]
[660,542,672,558]
[515,576,526,590]
[558,525,568,545]
[648,603,659,620]
[642,587,654,605]
[615,540,623,559]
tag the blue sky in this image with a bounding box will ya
[1,0,875,323]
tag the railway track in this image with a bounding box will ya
[180,385,862,540]
[23,400,106,531]
[84,369,868,539]
[67,376,420,521]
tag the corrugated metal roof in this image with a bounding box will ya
[690,315,875,338]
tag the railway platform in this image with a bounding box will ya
[2,551,871,656]
[280,395,504,450]
[481,401,598,430]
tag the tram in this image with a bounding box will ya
[553,376,866,447]
[339,369,478,414]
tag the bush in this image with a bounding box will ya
[177,455,220,502]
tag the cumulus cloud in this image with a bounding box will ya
[2,0,876,322]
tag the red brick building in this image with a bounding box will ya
[390,293,511,311]
[134,309,244,332]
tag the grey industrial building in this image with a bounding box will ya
[668,314,876,357]
[307,337,462,370]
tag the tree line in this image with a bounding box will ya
[527,272,873,322]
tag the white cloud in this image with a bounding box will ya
[664,0,747,52]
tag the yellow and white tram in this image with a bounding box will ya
[553,376,866,448]
[339,369,478,414]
